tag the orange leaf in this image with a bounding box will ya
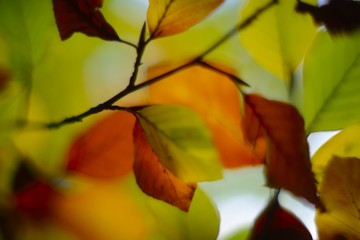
[249,195,313,240]
[147,0,224,38]
[244,94,319,206]
[149,64,264,168]
[133,120,196,212]
[67,111,135,178]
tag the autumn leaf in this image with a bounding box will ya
[147,0,224,38]
[296,0,360,34]
[149,65,264,168]
[15,181,57,220]
[249,194,313,240]
[244,94,319,206]
[136,105,222,182]
[312,123,360,184]
[52,0,120,41]
[0,66,10,91]
[316,156,360,240]
[133,120,196,211]
[66,111,135,178]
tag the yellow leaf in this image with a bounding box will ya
[239,0,316,81]
[316,156,360,240]
[312,123,360,184]
[147,0,224,38]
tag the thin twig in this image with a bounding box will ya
[40,0,278,129]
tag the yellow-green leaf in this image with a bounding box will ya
[136,105,222,182]
[312,123,360,183]
[316,156,360,240]
[147,0,224,38]
[303,31,360,132]
[239,0,316,81]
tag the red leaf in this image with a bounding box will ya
[244,94,319,206]
[15,181,57,220]
[133,120,196,212]
[249,195,313,240]
[67,111,135,178]
[52,0,120,41]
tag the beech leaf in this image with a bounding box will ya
[133,120,196,211]
[244,94,319,206]
[136,105,222,182]
[249,195,313,240]
[52,0,120,41]
[316,156,360,239]
[15,181,57,220]
[296,0,360,34]
[239,0,317,80]
[147,0,224,38]
[149,65,264,168]
[66,111,135,178]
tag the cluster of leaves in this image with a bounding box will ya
[0,0,360,239]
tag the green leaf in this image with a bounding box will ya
[304,31,360,132]
[137,105,222,182]
[239,0,316,81]
[0,0,55,83]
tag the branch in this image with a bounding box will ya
[40,0,277,129]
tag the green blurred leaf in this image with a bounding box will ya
[239,0,316,81]
[304,31,360,132]
[137,105,222,182]
[0,0,55,83]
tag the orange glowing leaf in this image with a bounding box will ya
[133,120,196,211]
[244,94,319,206]
[67,111,135,178]
[147,0,224,38]
[149,64,264,168]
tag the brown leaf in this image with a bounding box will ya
[296,0,360,34]
[244,94,319,206]
[133,119,196,212]
[249,194,313,240]
[147,0,224,38]
[52,0,120,41]
[0,66,10,91]
[149,65,264,168]
[67,111,135,178]
[316,156,360,239]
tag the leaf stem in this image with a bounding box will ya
[42,0,277,129]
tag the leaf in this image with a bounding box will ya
[136,105,223,182]
[147,0,224,38]
[133,119,196,211]
[149,65,264,168]
[303,31,360,132]
[244,94,319,205]
[239,0,317,80]
[52,0,120,41]
[316,156,360,240]
[249,195,313,240]
[0,66,10,91]
[0,0,55,83]
[296,0,360,34]
[67,111,135,178]
[15,181,57,220]
[312,123,360,183]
